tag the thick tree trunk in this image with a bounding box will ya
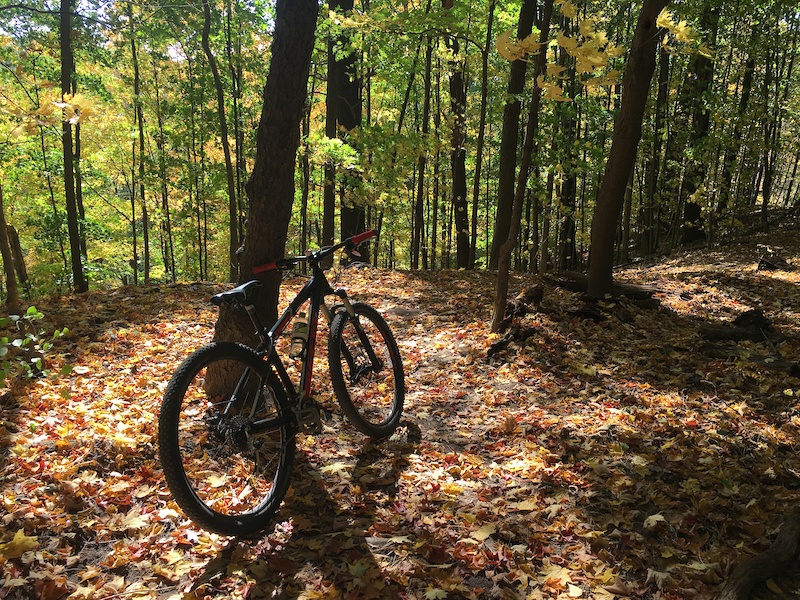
[489,0,536,270]
[213,0,319,345]
[587,0,668,298]
[717,509,800,600]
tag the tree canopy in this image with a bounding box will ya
[0,0,797,300]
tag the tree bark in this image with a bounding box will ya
[470,0,495,268]
[680,6,718,245]
[491,0,553,333]
[202,0,239,282]
[60,0,87,292]
[412,37,433,270]
[489,0,536,270]
[587,0,668,298]
[129,6,150,285]
[443,0,469,269]
[213,0,319,344]
[0,185,20,312]
[331,0,367,259]
[717,509,800,600]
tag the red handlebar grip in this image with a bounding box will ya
[252,262,277,274]
[351,229,376,245]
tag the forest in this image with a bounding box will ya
[1,0,800,599]
[0,0,797,300]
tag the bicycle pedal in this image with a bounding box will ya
[297,406,322,434]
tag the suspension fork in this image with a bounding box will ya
[331,289,384,374]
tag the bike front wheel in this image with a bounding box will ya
[158,342,295,537]
[328,302,404,438]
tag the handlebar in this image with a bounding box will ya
[252,229,377,274]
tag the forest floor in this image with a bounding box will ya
[1,224,800,600]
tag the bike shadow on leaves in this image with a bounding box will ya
[189,418,422,599]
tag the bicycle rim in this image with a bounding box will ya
[159,343,294,536]
[329,304,404,437]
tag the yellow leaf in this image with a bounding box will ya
[441,481,463,495]
[643,513,665,529]
[496,30,525,62]
[121,509,149,531]
[519,33,544,55]
[0,529,39,559]
[766,579,783,595]
[657,8,675,31]
[514,498,539,511]
[471,523,496,541]
[557,32,579,51]
[546,63,567,78]
[560,0,576,19]
[579,19,595,38]
[567,583,584,598]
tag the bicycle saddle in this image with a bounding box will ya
[211,280,263,306]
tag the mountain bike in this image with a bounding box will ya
[157,230,405,537]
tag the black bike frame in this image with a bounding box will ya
[243,230,380,433]
[262,265,345,403]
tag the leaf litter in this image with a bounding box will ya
[0,231,799,599]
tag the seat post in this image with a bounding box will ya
[243,304,268,344]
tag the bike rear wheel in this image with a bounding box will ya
[158,342,295,537]
[328,302,404,438]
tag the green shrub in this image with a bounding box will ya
[0,306,69,382]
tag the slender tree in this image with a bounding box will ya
[443,0,469,268]
[588,0,669,298]
[491,0,554,332]
[489,0,536,270]
[60,0,87,292]
[202,0,239,282]
[0,185,21,311]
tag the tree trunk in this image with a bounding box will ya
[680,6,718,245]
[641,45,669,255]
[717,509,800,600]
[470,0,495,269]
[491,0,553,332]
[489,0,536,270]
[331,0,367,259]
[60,0,87,293]
[202,0,239,282]
[412,37,434,270]
[152,57,176,282]
[0,186,20,312]
[587,0,668,298]
[717,53,754,218]
[213,0,319,345]
[129,8,150,285]
[443,0,469,269]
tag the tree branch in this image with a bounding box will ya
[0,3,58,15]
